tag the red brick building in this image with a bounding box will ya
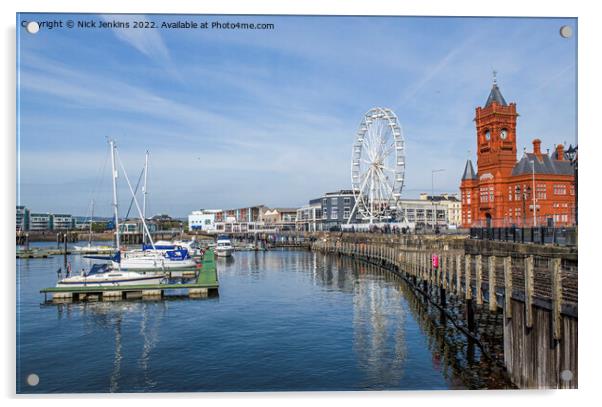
[460,81,576,228]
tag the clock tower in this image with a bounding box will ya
[475,76,518,178]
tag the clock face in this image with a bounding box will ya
[500,129,508,140]
[485,130,491,141]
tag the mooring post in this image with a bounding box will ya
[441,255,447,290]
[504,256,513,318]
[475,254,483,305]
[63,233,68,270]
[551,257,563,340]
[56,232,60,249]
[456,254,463,296]
[440,255,447,308]
[465,254,472,300]
[447,254,454,291]
[488,256,497,312]
[465,254,475,331]
[524,255,534,328]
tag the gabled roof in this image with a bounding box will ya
[485,84,508,107]
[462,159,477,180]
[511,152,574,176]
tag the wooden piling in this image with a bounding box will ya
[551,258,563,340]
[504,256,512,318]
[524,255,534,328]
[488,256,497,312]
[456,254,462,296]
[465,254,472,300]
[475,254,483,305]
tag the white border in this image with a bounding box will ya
[2,1,600,406]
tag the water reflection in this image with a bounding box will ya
[52,301,167,392]
[20,248,513,392]
[306,252,512,389]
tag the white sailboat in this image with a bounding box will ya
[56,264,165,287]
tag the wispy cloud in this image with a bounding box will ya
[100,15,170,63]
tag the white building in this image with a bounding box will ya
[396,193,462,229]
[188,209,221,233]
[296,200,322,232]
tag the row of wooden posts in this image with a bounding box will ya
[312,239,566,341]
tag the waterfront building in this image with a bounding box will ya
[73,217,90,230]
[407,193,462,228]
[218,205,270,233]
[315,190,359,231]
[396,197,448,229]
[263,208,298,230]
[188,209,221,232]
[119,219,159,234]
[16,205,30,231]
[460,80,576,228]
[296,199,322,232]
[28,212,52,231]
[52,214,74,230]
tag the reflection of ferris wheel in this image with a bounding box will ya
[349,107,405,224]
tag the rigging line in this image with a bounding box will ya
[84,144,110,222]
[123,167,146,221]
[116,151,156,249]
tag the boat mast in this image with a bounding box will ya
[142,150,149,244]
[89,199,94,247]
[109,139,121,265]
[116,152,157,250]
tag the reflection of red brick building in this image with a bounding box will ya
[460,81,575,228]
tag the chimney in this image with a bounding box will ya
[532,138,542,159]
[556,144,565,161]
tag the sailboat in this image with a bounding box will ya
[73,200,114,254]
[56,263,166,287]
[57,140,167,287]
[111,150,197,271]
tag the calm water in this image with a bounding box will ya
[17,243,510,393]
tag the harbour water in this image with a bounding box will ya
[17,244,513,393]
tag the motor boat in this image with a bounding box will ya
[56,263,166,287]
[214,236,234,257]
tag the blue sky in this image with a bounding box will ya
[17,14,577,217]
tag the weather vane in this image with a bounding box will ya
[493,69,498,85]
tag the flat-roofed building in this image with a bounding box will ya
[53,214,74,230]
[16,205,30,231]
[188,209,221,233]
[29,212,52,231]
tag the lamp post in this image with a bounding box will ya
[566,144,578,225]
[431,169,445,230]
[529,160,537,227]
[515,185,531,227]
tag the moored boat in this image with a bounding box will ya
[215,236,234,257]
[57,264,165,287]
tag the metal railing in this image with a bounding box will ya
[469,226,577,246]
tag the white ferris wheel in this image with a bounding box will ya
[349,107,405,224]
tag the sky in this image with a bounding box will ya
[16,14,577,217]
